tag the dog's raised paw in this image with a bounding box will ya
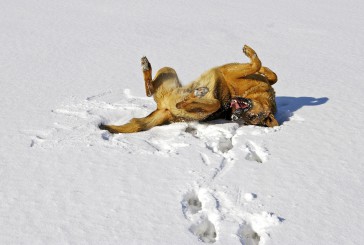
[141,56,151,71]
[243,45,255,57]
[194,87,209,98]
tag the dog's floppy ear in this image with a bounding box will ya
[264,113,279,127]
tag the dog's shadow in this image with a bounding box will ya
[276,96,329,124]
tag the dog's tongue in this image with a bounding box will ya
[231,100,248,110]
[231,101,240,109]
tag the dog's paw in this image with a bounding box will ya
[99,123,108,130]
[243,45,255,57]
[141,56,151,71]
[194,87,209,98]
[99,124,118,134]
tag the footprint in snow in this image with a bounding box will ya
[238,212,283,245]
[184,124,235,155]
[238,223,260,245]
[244,141,269,163]
[181,190,217,243]
[182,191,202,216]
[190,218,217,243]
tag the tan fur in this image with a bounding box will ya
[100,45,278,133]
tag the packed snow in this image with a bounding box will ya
[1,0,364,244]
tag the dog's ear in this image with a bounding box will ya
[264,113,279,127]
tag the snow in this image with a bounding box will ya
[1,0,364,244]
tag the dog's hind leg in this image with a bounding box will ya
[141,57,181,98]
[141,56,154,97]
[258,66,278,85]
[99,109,173,133]
[220,45,262,80]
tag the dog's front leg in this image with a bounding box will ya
[176,87,209,108]
[176,88,221,119]
[141,56,154,97]
[177,98,220,112]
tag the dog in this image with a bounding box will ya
[99,45,278,133]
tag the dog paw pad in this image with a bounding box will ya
[141,56,151,71]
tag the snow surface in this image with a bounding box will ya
[1,0,364,244]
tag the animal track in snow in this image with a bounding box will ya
[238,212,282,245]
[184,122,237,155]
[214,136,233,154]
[190,218,217,243]
[244,141,269,163]
[181,190,219,243]
[184,123,239,181]
[182,191,202,216]
[181,188,282,245]
[238,223,260,245]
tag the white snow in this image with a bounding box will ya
[244,193,257,202]
[1,0,364,244]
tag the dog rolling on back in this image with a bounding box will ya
[100,45,278,133]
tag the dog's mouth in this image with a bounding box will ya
[230,98,251,110]
[230,97,252,121]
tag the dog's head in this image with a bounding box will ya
[230,97,278,127]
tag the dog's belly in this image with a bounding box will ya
[186,68,219,99]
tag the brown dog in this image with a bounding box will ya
[100,45,278,133]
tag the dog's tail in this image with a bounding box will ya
[99,109,173,133]
[259,66,277,85]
